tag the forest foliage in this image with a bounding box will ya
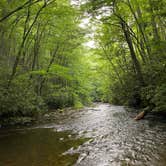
[0,0,165,126]
[0,0,93,125]
[83,0,166,112]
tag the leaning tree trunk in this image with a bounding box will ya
[120,20,145,86]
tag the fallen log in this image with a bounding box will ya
[134,111,146,120]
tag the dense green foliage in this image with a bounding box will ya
[0,0,93,125]
[0,0,165,125]
[83,0,166,112]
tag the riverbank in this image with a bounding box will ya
[1,103,165,128]
[0,104,91,128]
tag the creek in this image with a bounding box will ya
[0,103,166,166]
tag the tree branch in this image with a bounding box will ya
[0,0,42,22]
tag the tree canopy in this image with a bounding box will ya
[0,0,165,126]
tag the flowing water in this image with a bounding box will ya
[0,103,166,166]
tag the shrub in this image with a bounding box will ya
[0,80,45,125]
[152,84,166,113]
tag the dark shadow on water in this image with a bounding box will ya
[0,128,88,166]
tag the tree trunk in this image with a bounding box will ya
[127,0,151,59]
[38,44,59,95]
[148,0,160,41]
[120,21,144,86]
[7,2,47,88]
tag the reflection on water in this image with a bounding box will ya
[0,103,166,166]
[0,128,87,166]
